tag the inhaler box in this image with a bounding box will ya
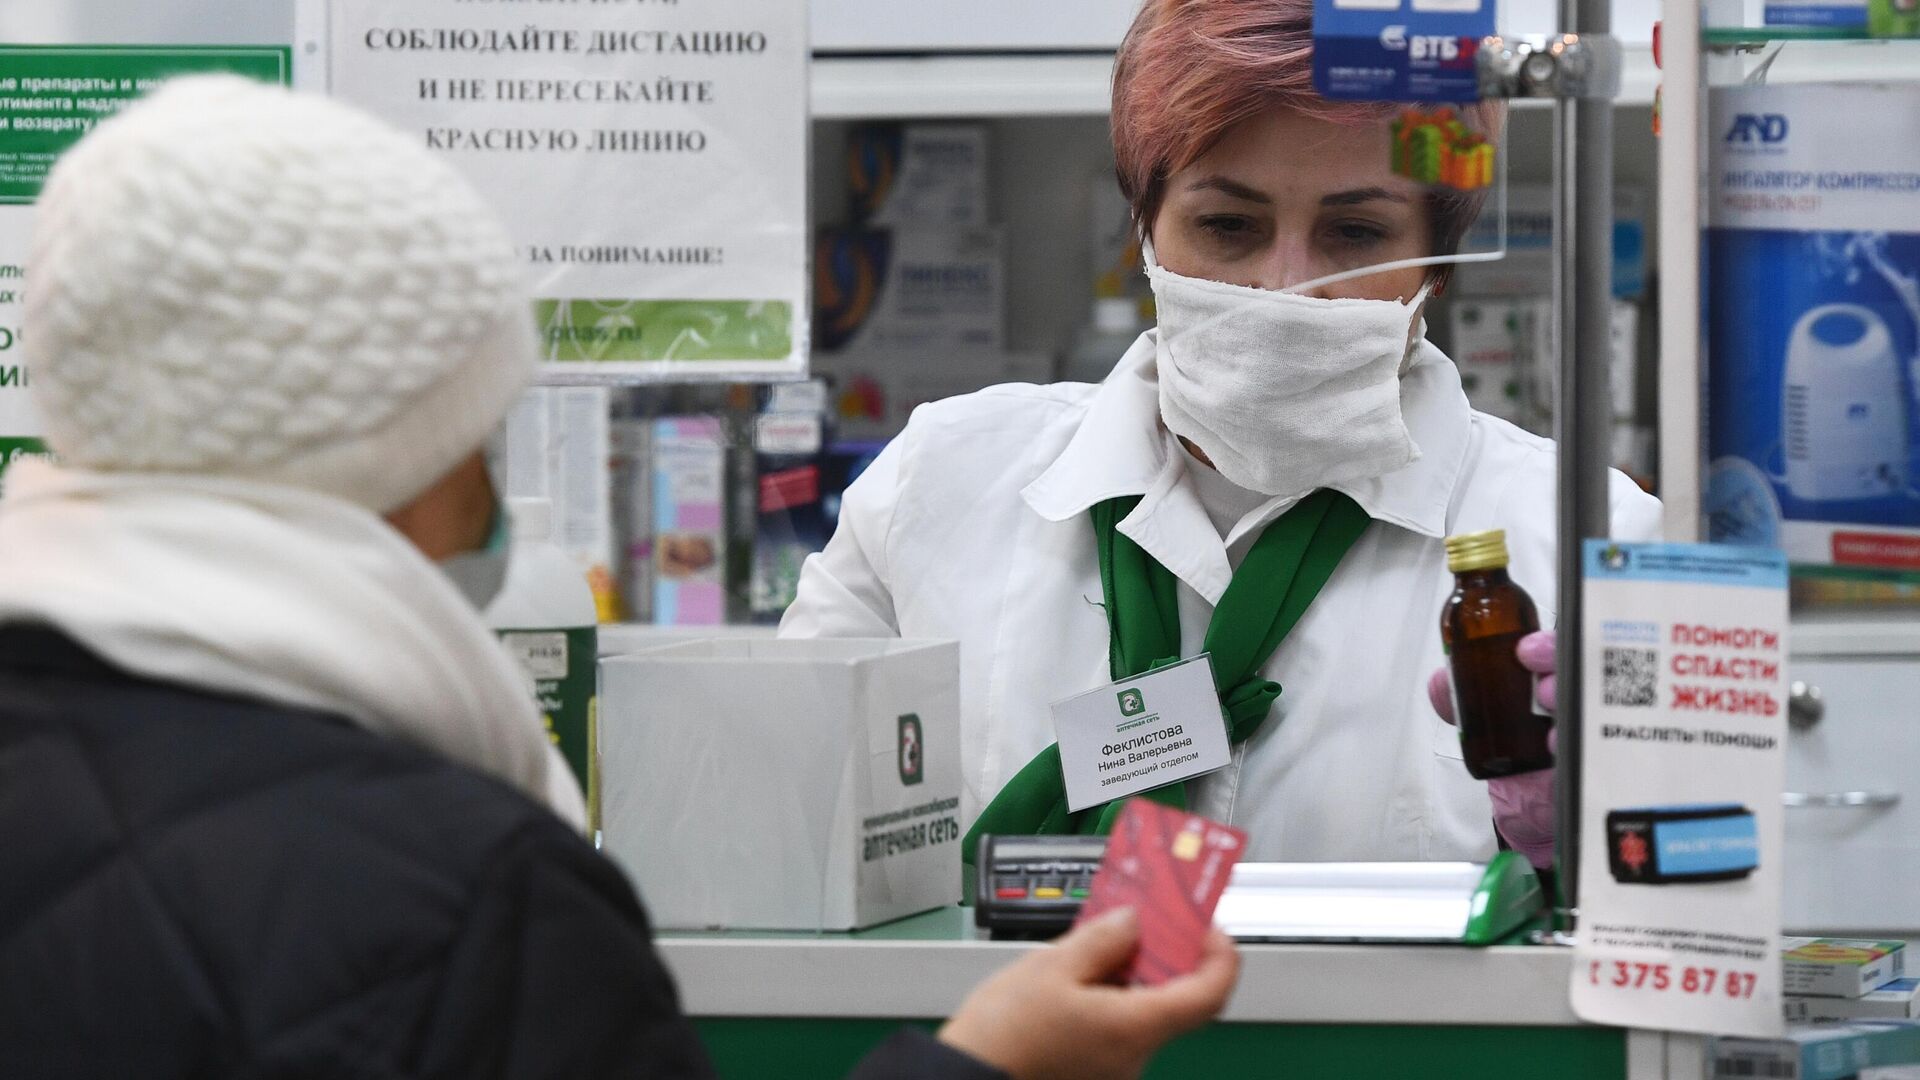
[814,228,1005,354]
[848,123,989,229]
[1704,84,1920,577]
[651,417,729,626]
[599,638,963,931]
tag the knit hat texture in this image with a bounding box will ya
[25,75,535,514]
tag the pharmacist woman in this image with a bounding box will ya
[782,0,1660,866]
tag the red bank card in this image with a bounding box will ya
[1073,799,1247,986]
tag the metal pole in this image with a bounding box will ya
[1553,0,1616,930]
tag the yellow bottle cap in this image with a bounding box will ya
[1445,529,1510,573]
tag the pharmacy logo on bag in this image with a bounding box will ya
[897,714,923,786]
[1117,689,1147,718]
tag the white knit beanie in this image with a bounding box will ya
[24,76,535,514]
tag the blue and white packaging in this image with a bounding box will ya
[1311,0,1492,102]
[1789,979,1920,1023]
[1763,0,1868,29]
[1454,183,1647,299]
[1705,84,1920,577]
[1715,1022,1920,1080]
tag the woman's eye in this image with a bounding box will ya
[1198,215,1257,241]
[1328,220,1389,247]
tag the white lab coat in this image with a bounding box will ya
[783,333,1662,862]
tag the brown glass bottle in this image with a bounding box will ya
[1439,530,1552,780]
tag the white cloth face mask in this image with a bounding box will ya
[1146,246,1431,498]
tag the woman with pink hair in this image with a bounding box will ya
[786,0,1660,869]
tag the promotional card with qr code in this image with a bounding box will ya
[1074,800,1246,986]
[1571,542,1789,1038]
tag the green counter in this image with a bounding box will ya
[658,908,1704,1079]
[694,1018,1626,1079]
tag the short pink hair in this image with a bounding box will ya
[1112,0,1505,263]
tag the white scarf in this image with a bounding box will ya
[0,460,587,828]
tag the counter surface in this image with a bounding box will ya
[657,906,1584,1026]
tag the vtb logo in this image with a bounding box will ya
[1725,113,1788,144]
[897,713,923,786]
[1117,688,1147,718]
[1408,35,1465,62]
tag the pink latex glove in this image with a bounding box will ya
[1426,630,1558,869]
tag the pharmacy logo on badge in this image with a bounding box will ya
[1117,689,1146,717]
[897,713,923,786]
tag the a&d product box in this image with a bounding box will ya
[599,638,962,930]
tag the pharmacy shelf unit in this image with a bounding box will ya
[810,47,1662,119]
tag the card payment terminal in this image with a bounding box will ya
[973,835,1108,939]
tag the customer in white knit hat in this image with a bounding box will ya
[0,73,577,821]
[0,77,1235,1080]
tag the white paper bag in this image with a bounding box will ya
[599,638,962,930]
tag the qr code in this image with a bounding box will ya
[1602,648,1658,707]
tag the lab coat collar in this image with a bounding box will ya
[1021,329,1474,541]
[1020,331,1172,520]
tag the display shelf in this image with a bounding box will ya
[1701,29,1920,76]
[810,47,1660,119]
[1789,609,1920,657]
[1770,41,1920,79]
[1702,25,1880,43]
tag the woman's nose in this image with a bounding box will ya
[1247,240,1326,296]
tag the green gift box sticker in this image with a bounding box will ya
[535,299,793,363]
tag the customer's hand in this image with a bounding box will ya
[939,907,1239,1080]
[1427,629,1558,869]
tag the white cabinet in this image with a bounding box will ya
[1783,616,1920,935]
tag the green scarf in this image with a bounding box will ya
[962,488,1371,861]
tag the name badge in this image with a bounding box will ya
[1050,655,1233,813]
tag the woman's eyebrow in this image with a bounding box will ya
[1184,175,1271,204]
[1320,186,1409,207]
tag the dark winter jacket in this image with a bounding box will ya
[0,625,1001,1080]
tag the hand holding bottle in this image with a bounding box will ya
[1427,629,1559,869]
